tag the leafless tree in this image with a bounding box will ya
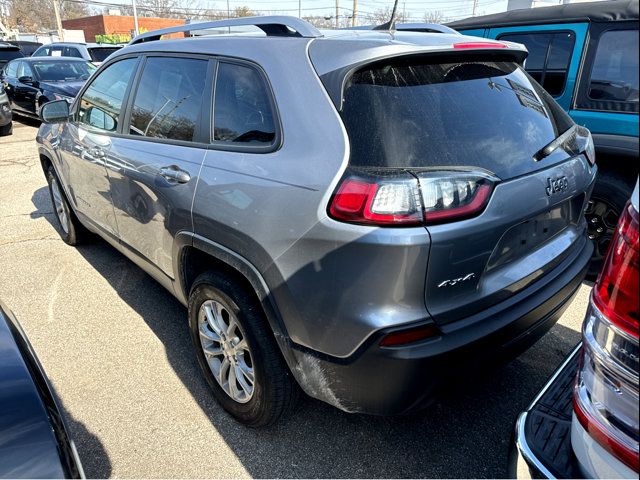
[361,6,407,27]
[423,10,445,24]
[2,0,89,31]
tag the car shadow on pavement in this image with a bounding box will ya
[55,389,113,478]
[32,187,582,478]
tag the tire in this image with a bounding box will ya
[45,165,89,245]
[0,122,11,136]
[585,169,635,280]
[188,271,299,427]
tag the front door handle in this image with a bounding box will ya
[160,166,190,184]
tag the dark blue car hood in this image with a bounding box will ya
[0,301,82,478]
[39,80,84,97]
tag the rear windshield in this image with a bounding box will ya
[88,47,119,62]
[0,49,23,66]
[340,58,574,179]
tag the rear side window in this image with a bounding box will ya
[4,60,18,77]
[129,56,208,142]
[32,46,49,57]
[213,62,276,145]
[588,30,639,104]
[0,49,23,67]
[89,48,119,63]
[499,32,575,96]
[78,58,137,132]
[340,58,573,180]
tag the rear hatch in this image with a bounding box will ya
[88,46,121,64]
[332,53,595,325]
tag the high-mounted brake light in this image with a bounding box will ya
[453,42,507,49]
[328,171,496,227]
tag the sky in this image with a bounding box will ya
[103,0,518,22]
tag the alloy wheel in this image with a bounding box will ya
[585,198,619,262]
[50,176,70,234]
[198,299,255,403]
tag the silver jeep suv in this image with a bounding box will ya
[37,17,597,426]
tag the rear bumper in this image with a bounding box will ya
[509,345,582,479]
[290,236,592,414]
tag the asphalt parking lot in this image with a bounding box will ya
[0,117,591,478]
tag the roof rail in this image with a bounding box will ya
[395,23,461,35]
[129,16,323,45]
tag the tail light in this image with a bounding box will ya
[574,201,639,472]
[328,170,496,227]
[453,42,507,49]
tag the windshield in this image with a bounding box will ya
[340,58,574,180]
[89,47,120,63]
[32,60,96,82]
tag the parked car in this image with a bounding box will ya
[0,41,23,68]
[0,301,84,478]
[8,40,43,57]
[32,42,122,65]
[37,16,597,426]
[0,83,11,136]
[449,0,639,277]
[511,180,638,478]
[1,57,95,119]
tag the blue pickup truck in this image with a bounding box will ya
[449,0,639,275]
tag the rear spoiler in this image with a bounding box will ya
[319,44,529,111]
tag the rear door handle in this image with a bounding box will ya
[160,166,190,184]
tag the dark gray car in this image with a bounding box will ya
[36,16,597,426]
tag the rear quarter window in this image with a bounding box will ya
[340,57,574,180]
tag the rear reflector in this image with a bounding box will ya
[380,323,440,347]
[453,42,507,49]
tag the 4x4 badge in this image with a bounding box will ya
[546,176,569,196]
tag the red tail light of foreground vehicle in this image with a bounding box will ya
[329,171,496,227]
[574,201,640,473]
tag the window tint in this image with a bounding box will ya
[213,62,276,145]
[78,58,137,132]
[63,46,83,58]
[589,30,639,104]
[129,56,207,142]
[32,46,49,57]
[340,59,574,180]
[499,31,574,96]
[89,47,119,63]
[5,60,18,77]
[17,62,33,78]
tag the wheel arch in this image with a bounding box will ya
[174,232,296,363]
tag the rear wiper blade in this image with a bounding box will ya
[533,124,579,162]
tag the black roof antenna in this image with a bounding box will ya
[373,0,400,31]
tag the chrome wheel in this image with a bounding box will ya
[585,198,618,262]
[50,176,69,234]
[198,299,255,403]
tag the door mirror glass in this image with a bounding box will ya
[40,99,69,123]
[18,75,33,84]
[86,106,116,131]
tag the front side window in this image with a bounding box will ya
[213,62,276,145]
[499,31,575,96]
[588,29,639,104]
[16,62,33,78]
[78,58,137,132]
[128,56,208,142]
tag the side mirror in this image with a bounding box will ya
[18,75,34,84]
[40,100,70,123]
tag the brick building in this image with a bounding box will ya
[62,15,185,42]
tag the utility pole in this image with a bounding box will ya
[53,0,64,41]
[335,0,339,28]
[226,0,230,19]
[131,0,139,37]
[298,0,301,18]
[472,0,479,17]
[352,0,357,27]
